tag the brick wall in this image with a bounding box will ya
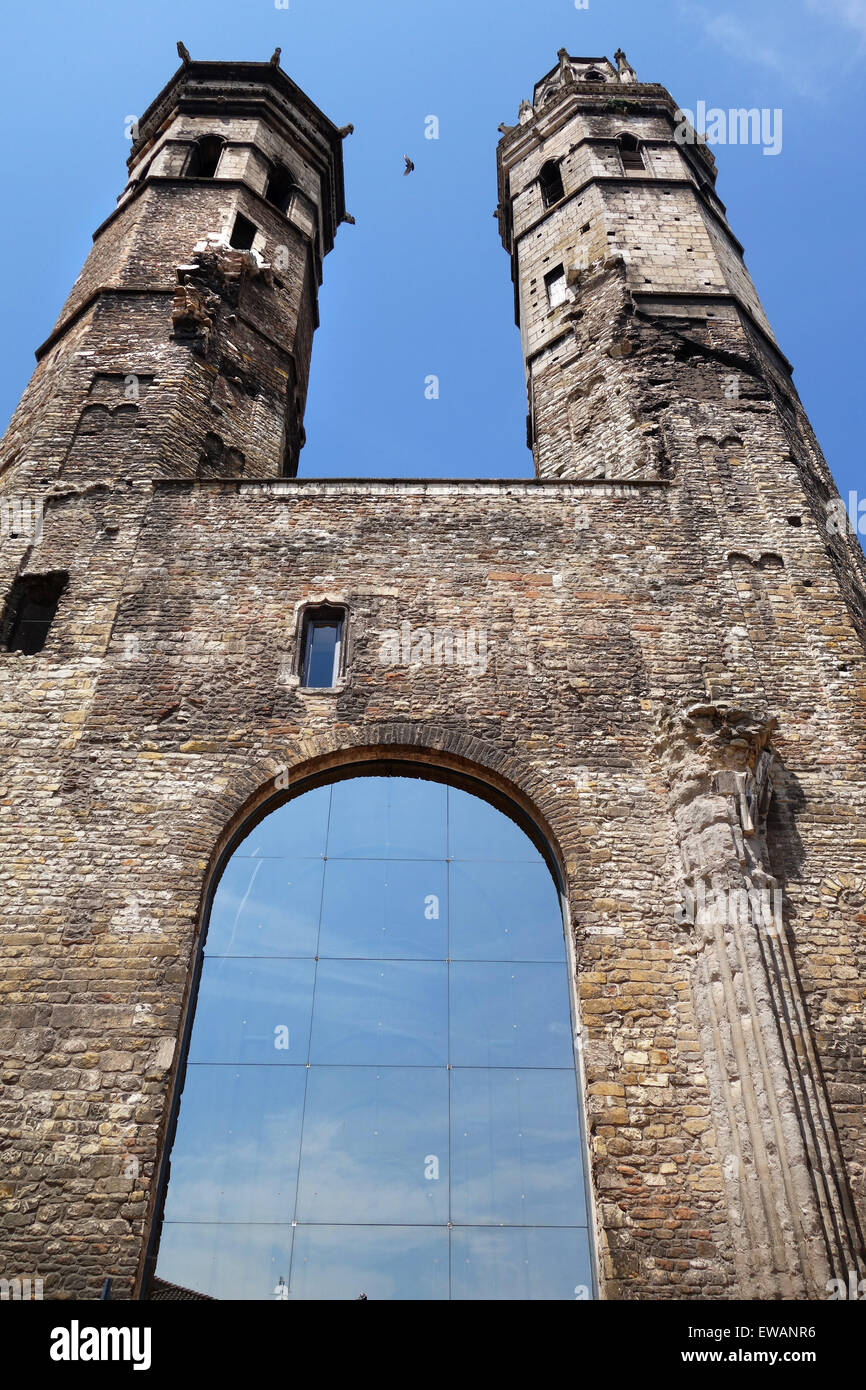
[0,55,863,1301]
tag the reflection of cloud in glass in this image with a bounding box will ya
[206,858,324,957]
[157,1221,290,1301]
[450,1069,587,1225]
[327,777,447,859]
[162,1065,306,1222]
[450,962,575,1067]
[449,860,564,960]
[451,1227,592,1301]
[448,786,544,862]
[310,961,448,1065]
[296,1067,449,1223]
[290,1225,449,1301]
[319,858,448,959]
[188,958,315,1064]
[157,777,592,1300]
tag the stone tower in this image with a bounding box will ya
[3,57,346,502]
[0,51,864,1301]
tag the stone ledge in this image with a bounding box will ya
[151,476,672,497]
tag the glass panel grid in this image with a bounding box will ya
[156,778,592,1300]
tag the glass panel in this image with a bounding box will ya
[449,962,575,1067]
[303,617,341,688]
[232,784,330,858]
[187,957,315,1064]
[450,1069,586,1225]
[448,786,542,861]
[449,860,564,961]
[290,1226,449,1301]
[156,773,593,1300]
[206,857,324,957]
[450,1227,592,1301]
[327,776,446,859]
[296,1066,449,1223]
[162,1065,306,1222]
[157,1222,291,1301]
[310,960,447,1065]
[319,859,447,959]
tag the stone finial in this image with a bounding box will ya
[518,99,535,125]
[614,48,637,83]
[176,40,191,66]
[556,48,574,85]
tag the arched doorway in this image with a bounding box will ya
[149,771,594,1299]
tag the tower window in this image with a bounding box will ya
[229,213,257,250]
[186,136,224,179]
[265,163,296,215]
[539,159,565,208]
[618,133,645,173]
[545,265,567,308]
[3,571,68,655]
[300,605,346,688]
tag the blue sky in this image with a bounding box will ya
[0,0,863,497]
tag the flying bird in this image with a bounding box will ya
[270,47,281,67]
[403,155,415,176]
[177,41,191,65]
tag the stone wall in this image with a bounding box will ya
[0,470,864,1297]
[0,56,863,1302]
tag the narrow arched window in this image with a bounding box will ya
[149,773,594,1301]
[539,159,565,208]
[186,135,224,179]
[265,162,296,215]
[618,132,645,173]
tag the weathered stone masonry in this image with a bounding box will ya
[0,52,864,1300]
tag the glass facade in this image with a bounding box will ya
[155,775,593,1299]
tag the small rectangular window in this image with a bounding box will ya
[545,265,567,308]
[229,213,257,250]
[4,572,68,655]
[301,606,345,688]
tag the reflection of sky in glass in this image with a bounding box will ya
[156,777,592,1301]
[303,617,341,688]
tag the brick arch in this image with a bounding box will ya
[190,722,592,950]
[199,725,580,913]
[141,724,601,1299]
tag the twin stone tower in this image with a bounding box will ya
[1,52,864,1300]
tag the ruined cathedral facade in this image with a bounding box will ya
[1,50,864,1301]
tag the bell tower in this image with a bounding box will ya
[496,47,866,650]
[0,46,864,1305]
[0,57,349,494]
[495,50,866,1299]
[497,54,832,493]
